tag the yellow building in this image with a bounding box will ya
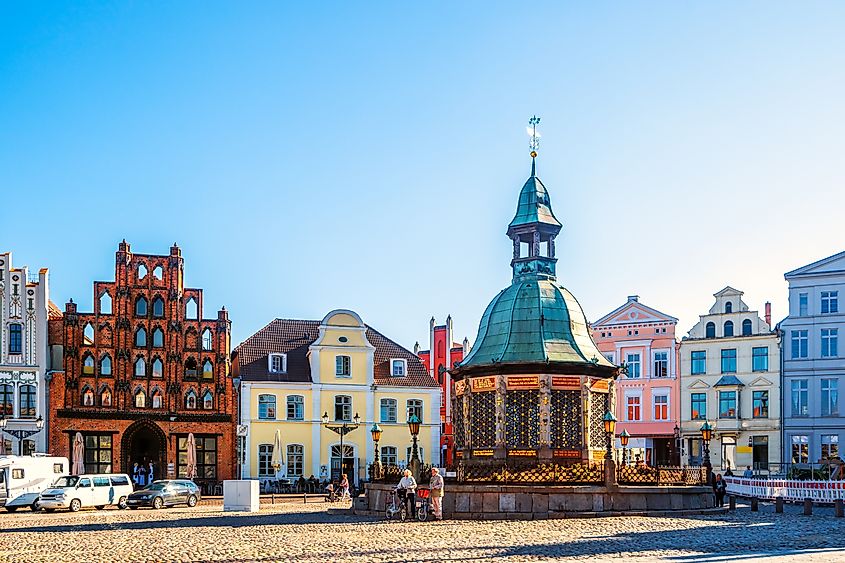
[234,309,441,487]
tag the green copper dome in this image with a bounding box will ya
[508,174,562,232]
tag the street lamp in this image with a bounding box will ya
[322,411,361,485]
[408,414,421,479]
[602,411,617,461]
[619,429,630,466]
[370,423,383,480]
[700,421,713,484]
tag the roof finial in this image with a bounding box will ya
[527,115,540,176]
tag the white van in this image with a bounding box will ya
[39,473,133,512]
[0,455,69,512]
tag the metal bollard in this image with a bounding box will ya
[775,496,784,513]
[803,498,813,516]
[835,499,843,518]
[728,495,736,511]
[271,493,275,505]
[750,498,758,512]
[304,493,307,504]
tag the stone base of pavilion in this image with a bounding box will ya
[354,483,723,520]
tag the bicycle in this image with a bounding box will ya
[385,489,407,521]
[416,487,431,521]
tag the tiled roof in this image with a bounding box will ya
[48,301,63,320]
[235,319,438,388]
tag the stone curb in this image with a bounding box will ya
[350,506,729,519]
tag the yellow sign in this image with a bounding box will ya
[590,378,610,393]
[454,380,467,396]
[470,376,497,392]
[507,449,537,457]
[551,376,581,390]
[553,449,581,459]
[473,449,494,457]
[736,446,753,454]
[507,375,539,390]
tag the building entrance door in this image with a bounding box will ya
[330,445,355,486]
[121,419,167,484]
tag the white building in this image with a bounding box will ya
[679,287,781,473]
[0,253,52,454]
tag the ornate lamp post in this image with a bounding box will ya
[370,423,382,480]
[700,421,713,484]
[322,411,360,484]
[0,415,44,455]
[602,411,617,461]
[408,414,421,480]
[619,429,630,466]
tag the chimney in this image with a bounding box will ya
[627,295,639,302]
[765,302,771,328]
[413,341,420,355]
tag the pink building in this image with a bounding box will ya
[591,296,680,466]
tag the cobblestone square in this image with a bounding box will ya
[1,500,844,562]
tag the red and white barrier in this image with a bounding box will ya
[725,476,845,503]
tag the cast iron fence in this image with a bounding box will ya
[618,465,708,486]
[456,460,605,485]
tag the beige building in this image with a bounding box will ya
[679,287,781,473]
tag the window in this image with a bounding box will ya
[821,291,839,314]
[100,387,112,407]
[691,351,706,375]
[742,319,753,336]
[653,394,669,421]
[705,322,716,338]
[720,349,737,373]
[258,395,276,420]
[334,395,352,421]
[135,297,147,317]
[791,330,809,359]
[99,292,112,314]
[335,355,351,377]
[185,297,198,320]
[626,395,641,421]
[202,360,213,379]
[791,379,809,417]
[178,435,217,479]
[381,446,398,466]
[690,393,706,420]
[391,359,407,377]
[406,399,423,422]
[153,265,163,280]
[287,395,304,420]
[791,435,809,464]
[18,385,36,418]
[151,390,162,409]
[287,445,304,477]
[134,389,146,408]
[258,444,273,477]
[625,353,641,378]
[83,323,95,346]
[201,328,213,351]
[821,378,839,416]
[185,391,197,410]
[725,302,733,313]
[100,355,112,376]
[83,354,95,375]
[138,264,148,279]
[12,469,24,479]
[135,327,147,347]
[152,358,163,378]
[82,387,94,406]
[202,390,213,410]
[822,329,839,358]
[151,328,164,348]
[184,358,198,377]
[380,398,397,423]
[134,357,146,377]
[269,354,286,374]
[752,347,768,372]
[152,297,164,318]
[0,384,12,415]
[84,434,112,474]
[604,353,615,364]
[652,352,668,378]
[799,293,808,316]
[110,475,130,486]
[9,323,22,354]
[752,390,768,418]
[719,391,737,418]
[723,321,734,337]
[822,435,839,460]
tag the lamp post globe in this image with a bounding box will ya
[407,414,422,480]
[619,429,630,465]
[602,411,617,460]
[700,421,713,484]
[370,423,383,480]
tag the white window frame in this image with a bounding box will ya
[604,352,615,364]
[406,398,423,422]
[286,444,304,477]
[335,355,351,378]
[821,291,839,315]
[258,394,277,420]
[268,353,287,374]
[626,353,641,379]
[390,358,407,377]
[258,444,273,477]
[652,350,669,378]
[821,329,839,358]
[798,292,808,316]
[625,391,642,422]
[380,398,397,423]
[652,390,670,421]
[286,395,304,420]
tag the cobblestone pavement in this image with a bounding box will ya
[1,499,844,562]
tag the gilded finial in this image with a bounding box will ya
[527,115,540,175]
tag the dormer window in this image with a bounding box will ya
[391,359,407,377]
[269,353,287,374]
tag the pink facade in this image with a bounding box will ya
[591,296,680,466]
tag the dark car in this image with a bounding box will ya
[126,479,201,509]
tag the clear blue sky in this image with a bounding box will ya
[2,2,844,350]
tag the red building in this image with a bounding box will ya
[47,241,236,491]
[415,315,467,466]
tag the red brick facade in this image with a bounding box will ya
[47,241,236,488]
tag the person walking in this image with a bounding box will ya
[713,473,727,507]
[339,474,351,500]
[429,467,444,520]
[396,469,418,519]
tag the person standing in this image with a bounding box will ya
[429,467,444,520]
[396,469,418,519]
[339,474,350,500]
[713,473,727,507]
[132,463,140,488]
[148,461,155,483]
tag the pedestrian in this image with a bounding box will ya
[148,461,155,483]
[132,463,140,488]
[713,473,727,507]
[742,465,753,478]
[724,464,733,477]
[138,463,147,487]
[339,474,350,500]
[429,467,444,520]
[396,468,417,519]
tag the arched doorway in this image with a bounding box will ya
[121,419,167,483]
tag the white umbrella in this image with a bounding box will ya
[186,433,197,479]
[72,433,85,474]
[271,429,284,476]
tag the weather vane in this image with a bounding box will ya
[527,115,541,158]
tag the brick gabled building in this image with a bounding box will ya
[48,241,236,489]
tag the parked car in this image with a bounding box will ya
[39,474,133,512]
[1,455,69,512]
[126,479,201,509]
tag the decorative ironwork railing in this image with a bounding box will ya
[456,460,604,485]
[368,463,434,484]
[618,465,707,486]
